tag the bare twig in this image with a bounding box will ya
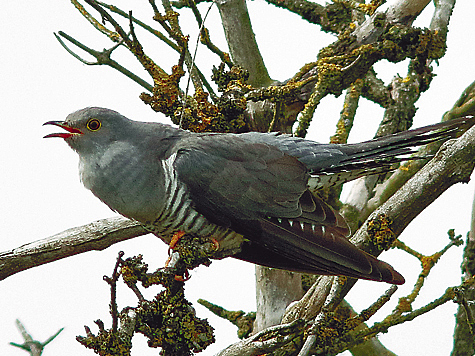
[71,0,120,42]
[103,251,125,332]
[186,0,232,66]
[97,1,216,98]
[98,1,177,48]
[10,320,63,356]
[55,31,154,91]
[85,0,169,82]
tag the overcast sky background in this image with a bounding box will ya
[1,1,475,355]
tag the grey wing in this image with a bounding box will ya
[174,133,404,284]
[173,133,309,225]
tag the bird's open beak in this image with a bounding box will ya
[43,121,83,139]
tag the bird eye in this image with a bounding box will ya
[86,118,101,132]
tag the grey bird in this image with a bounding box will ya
[43,107,474,284]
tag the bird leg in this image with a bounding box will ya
[163,231,186,281]
[165,231,218,282]
[168,231,220,255]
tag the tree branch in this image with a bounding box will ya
[452,111,475,354]
[264,0,350,34]
[186,0,233,67]
[353,122,475,249]
[9,319,63,356]
[341,0,457,229]
[214,0,272,87]
[215,320,305,356]
[54,31,154,92]
[353,0,432,44]
[0,217,147,281]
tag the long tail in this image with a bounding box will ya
[332,116,474,169]
[307,116,475,189]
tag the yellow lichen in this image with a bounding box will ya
[366,214,396,251]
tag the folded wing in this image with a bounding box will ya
[174,134,404,284]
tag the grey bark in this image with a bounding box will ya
[214,0,272,87]
[0,217,146,281]
[451,193,475,356]
[254,268,303,331]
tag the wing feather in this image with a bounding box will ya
[174,134,404,284]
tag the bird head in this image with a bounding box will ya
[43,107,132,154]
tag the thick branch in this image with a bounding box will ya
[429,0,455,36]
[343,0,457,230]
[254,267,303,331]
[216,320,305,356]
[354,0,431,44]
[0,217,147,281]
[264,0,349,34]
[214,0,272,87]
[353,124,475,248]
[452,122,475,355]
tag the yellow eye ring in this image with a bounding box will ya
[86,118,101,132]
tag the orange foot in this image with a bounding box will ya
[164,231,190,281]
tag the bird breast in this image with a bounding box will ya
[78,141,167,223]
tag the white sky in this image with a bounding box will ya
[1,1,474,355]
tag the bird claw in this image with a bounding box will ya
[166,233,191,281]
[174,270,190,282]
[168,231,219,254]
[163,253,190,281]
[164,254,174,268]
[168,230,186,255]
[208,237,220,252]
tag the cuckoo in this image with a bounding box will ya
[44,107,475,284]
